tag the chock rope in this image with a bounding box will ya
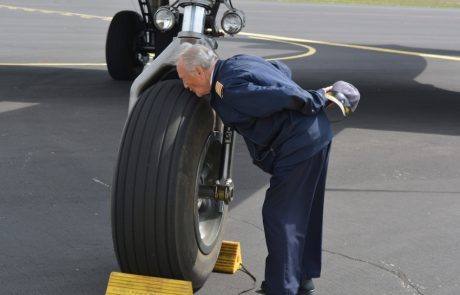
[238,263,258,295]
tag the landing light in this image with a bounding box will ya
[221,9,245,35]
[154,7,177,31]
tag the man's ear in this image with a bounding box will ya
[195,66,205,76]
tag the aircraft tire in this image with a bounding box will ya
[105,10,145,81]
[112,80,227,289]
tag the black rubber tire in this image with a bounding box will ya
[112,80,227,289]
[106,11,145,81]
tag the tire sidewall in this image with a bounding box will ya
[172,96,227,288]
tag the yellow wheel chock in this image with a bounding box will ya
[105,241,242,295]
[213,241,242,274]
[105,272,193,295]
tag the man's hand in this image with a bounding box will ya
[322,86,333,93]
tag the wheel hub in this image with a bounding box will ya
[194,131,226,254]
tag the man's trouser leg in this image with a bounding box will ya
[302,144,330,279]
[262,145,330,295]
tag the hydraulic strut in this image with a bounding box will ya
[199,125,235,204]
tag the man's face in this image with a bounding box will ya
[177,58,211,98]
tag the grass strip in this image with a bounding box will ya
[268,0,460,9]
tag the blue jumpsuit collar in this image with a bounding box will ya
[210,59,224,100]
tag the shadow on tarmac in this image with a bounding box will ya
[0,66,129,103]
[1,44,460,210]
[290,44,460,137]
[235,44,460,207]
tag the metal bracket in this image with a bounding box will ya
[198,178,234,204]
[216,178,234,204]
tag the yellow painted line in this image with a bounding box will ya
[249,36,316,61]
[241,32,460,62]
[0,63,106,67]
[2,3,458,62]
[0,4,112,21]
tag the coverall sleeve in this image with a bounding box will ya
[269,60,292,79]
[222,79,327,118]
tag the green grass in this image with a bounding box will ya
[272,0,460,8]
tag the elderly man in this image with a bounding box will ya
[176,43,333,295]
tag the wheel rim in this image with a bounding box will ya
[194,131,225,254]
[133,29,148,70]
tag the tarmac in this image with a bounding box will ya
[1,1,460,294]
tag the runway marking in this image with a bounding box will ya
[241,32,460,62]
[0,63,106,67]
[0,4,112,21]
[249,36,317,61]
[0,101,39,114]
[2,3,459,62]
[0,3,314,61]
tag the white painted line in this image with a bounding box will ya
[0,101,39,114]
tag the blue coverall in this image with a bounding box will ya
[210,55,333,295]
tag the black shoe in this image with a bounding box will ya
[258,280,315,295]
[298,278,315,295]
[256,281,267,294]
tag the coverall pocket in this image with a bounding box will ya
[248,143,276,174]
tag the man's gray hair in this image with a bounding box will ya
[177,43,218,70]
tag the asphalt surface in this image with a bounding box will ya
[1,1,460,295]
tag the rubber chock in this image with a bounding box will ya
[105,272,193,295]
[213,240,242,274]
